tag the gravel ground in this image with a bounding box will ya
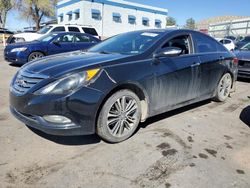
[0,50,250,188]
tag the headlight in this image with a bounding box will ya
[35,69,100,95]
[10,47,27,52]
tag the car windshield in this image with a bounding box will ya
[37,33,57,42]
[37,26,53,34]
[88,31,164,55]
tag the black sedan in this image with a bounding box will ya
[235,43,250,78]
[10,29,238,143]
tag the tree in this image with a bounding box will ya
[185,18,196,30]
[16,0,57,31]
[166,16,176,27]
[0,0,13,28]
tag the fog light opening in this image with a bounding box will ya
[43,115,72,124]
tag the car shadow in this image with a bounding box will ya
[28,127,101,146]
[237,78,250,83]
[240,105,250,127]
[9,63,22,68]
[140,99,211,130]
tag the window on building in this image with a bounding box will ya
[142,17,149,26]
[155,19,162,28]
[58,13,63,22]
[51,26,65,32]
[68,27,80,32]
[128,15,136,24]
[91,9,101,20]
[113,12,121,23]
[74,9,80,20]
[67,11,72,21]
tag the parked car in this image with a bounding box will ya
[7,24,99,44]
[219,38,235,51]
[225,35,236,41]
[236,36,250,49]
[234,42,250,78]
[4,32,100,64]
[9,29,238,143]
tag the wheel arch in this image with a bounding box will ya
[95,82,150,127]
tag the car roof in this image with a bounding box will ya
[44,24,95,28]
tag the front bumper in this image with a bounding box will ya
[238,67,250,78]
[9,87,104,136]
[4,50,28,64]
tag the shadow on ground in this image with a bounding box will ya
[9,63,22,68]
[140,99,211,129]
[240,106,250,127]
[237,78,250,83]
[28,127,101,146]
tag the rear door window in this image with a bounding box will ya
[51,26,65,32]
[194,33,227,53]
[68,27,80,32]
[55,34,74,43]
[82,27,98,36]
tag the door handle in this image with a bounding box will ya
[191,62,200,67]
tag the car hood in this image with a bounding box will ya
[235,50,250,61]
[13,33,43,41]
[22,51,130,78]
[6,40,44,49]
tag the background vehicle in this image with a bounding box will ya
[234,42,250,78]
[9,29,238,143]
[219,38,235,51]
[4,32,100,64]
[7,24,99,44]
[236,35,250,49]
[225,35,236,41]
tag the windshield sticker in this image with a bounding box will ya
[141,32,159,37]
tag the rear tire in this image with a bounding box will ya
[214,73,232,102]
[97,90,141,143]
[28,52,44,62]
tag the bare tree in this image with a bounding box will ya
[16,0,57,30]
[0,0,13,28]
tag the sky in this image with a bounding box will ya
[5,0,250,31]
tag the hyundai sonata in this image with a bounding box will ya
[10,29,238,143]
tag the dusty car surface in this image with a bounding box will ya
[9,29,238,143]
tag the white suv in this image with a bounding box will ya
[8,24,99,43]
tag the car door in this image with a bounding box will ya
[47,33,75,55]
[193,32,226,97]
[73,34,97,51]
[148,34,201,112]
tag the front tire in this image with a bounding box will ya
[97,90,141,143]
[28,52,44,62]
[214,73,232,102]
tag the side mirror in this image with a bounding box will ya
[154,47,182,58]
[52,40,60,46]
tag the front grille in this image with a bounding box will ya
[13,70,48,94]
[239,60,250,67]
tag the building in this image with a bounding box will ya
[56,0,168,37]
[196,16,250,37]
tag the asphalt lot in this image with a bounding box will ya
[0,49,250,188]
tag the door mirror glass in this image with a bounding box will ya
[154,47,182,58]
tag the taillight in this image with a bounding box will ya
[233,57,238,65]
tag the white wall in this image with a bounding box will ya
[57,0,168,38]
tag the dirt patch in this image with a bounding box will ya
[224,135,233,140]
[221,157,226,160]
[5,172,17,184]
[225,143,233,149]
[187,136,194,143]
[165,182,171,188]
[0,114,8,121]
[157,143,171,150]
[162,149,178,157]
[189,163,196,167]
[205,149,217,157]
[199,153,208,159]
[223,104,241,112]
[236,169,245,174]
